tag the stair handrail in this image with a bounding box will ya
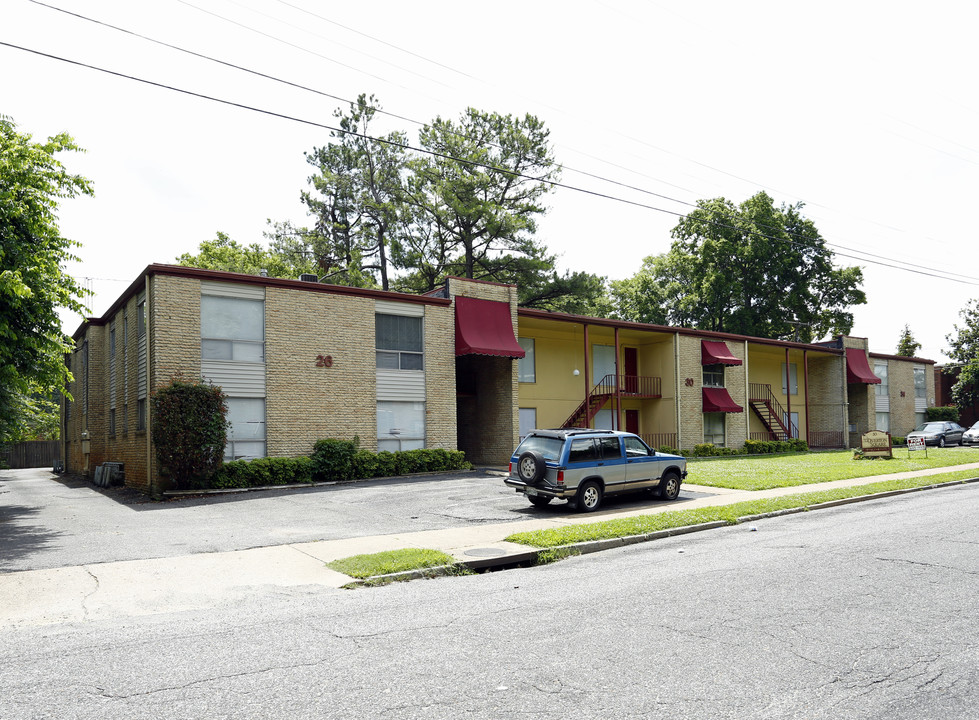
[748,383,793,438]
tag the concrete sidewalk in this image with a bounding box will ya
[3,464,978,629]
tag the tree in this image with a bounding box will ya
[397,107,559,285]
[0,116,92,444]
[946,300,979,409]
[896,324,922,357]
[610,192,866,342]
[176,231,313,278]
[276,94,409,290]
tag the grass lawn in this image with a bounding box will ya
[687,449,979,491]
[327,548,455,579]
[505,469,979,548]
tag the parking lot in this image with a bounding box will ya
[0,467,709,573]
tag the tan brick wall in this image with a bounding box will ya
[806,353,846,445]
[424,303,457,450]
[676,335,747,450]
[265,286,376,456]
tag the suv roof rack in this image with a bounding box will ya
[528,428,617,440]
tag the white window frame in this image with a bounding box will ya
[518,337,536,383]
[703,364,725,389]
[781,363,798,395]
[703,412,725,446]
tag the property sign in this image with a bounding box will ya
[861,430,893,458]
[907,436,926,452]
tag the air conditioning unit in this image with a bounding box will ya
[299,273,319,282]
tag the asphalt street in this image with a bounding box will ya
[1,483,977,719]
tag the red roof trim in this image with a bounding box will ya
[703,387,744,413]
[846,347,882,384]
[455,296,525,358]
[701,340,743,366]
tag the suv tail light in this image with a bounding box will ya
[508,462,512,474]
[557,470,565,485]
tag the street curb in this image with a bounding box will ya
[344,476,979,587]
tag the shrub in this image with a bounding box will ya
[151,378,227,489]
[311,438,357,482]
[351,449,381,478]
[659,446,680,455]
[209,456,313,488]
[926,406,959,422]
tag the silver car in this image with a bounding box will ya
[962,421,979,444]
[505,428,687,512]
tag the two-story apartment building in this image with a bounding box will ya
[63,264,935,493]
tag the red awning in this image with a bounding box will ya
[701,340,743,366]
[846,347,881,384]
[454,296,526,358]
[703,387,744,413]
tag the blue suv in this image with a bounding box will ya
[505,429,687,512]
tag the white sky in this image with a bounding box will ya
[4,0,978,361]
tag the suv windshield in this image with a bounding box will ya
[516,435,564,461]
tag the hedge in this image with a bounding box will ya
[205,445,471,489]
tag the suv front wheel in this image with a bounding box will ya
[659,471,681,501]
[576,480,603,512]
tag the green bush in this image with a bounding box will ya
[926,406,960,422]
[351,449,381,478]
[151,378,227,489]
[659,446,681,455]
[311,438,357,482]
[210,456,313,488]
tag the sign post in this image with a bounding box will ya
[907,435,927,458]
[861,430,893,459]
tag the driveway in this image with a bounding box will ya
[0,467,708,573]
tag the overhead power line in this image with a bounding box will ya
[2,39,978,287]
[28,0,975,283]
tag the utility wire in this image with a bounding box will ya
[29,0,972,283]
[3,39,978,287]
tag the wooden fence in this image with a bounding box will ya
[1,440,61,469]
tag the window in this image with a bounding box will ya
[377,400,425,451]
[703,364,724,388]
[518,337,535,382]
[518,408,537,440]
[704,412,725,446]
[876,412,890,433]
[598,437,621,459]
[137,398,146,431]
[875,362,889,397]
[914,366,926,399]
[781,363,798,395]
[137,299,146,337]
[122,403,128,434]
[109,326,116,357]
[568,438,601,463]
[109,409,116,436]
[225,398,266,461]
[624,436,651,457]
[201,296,265,362]
[376,314,423,370]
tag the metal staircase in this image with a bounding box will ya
[748,383,793,440]
[561,374,662,429]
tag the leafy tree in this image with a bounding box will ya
[896,324,922,357]
[946,300,979,409]
[0,116,92,444]
[610,192,866,342]
[151,378,228,489]
[176,231,313,278]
